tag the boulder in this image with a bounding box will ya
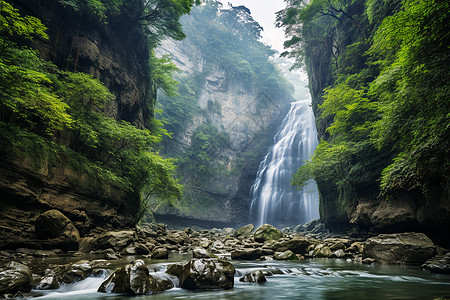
[274,250,298,260]
[151,248,169,259]
[421,253,450,273]
[239,270,266,283]
[121,243,150,255]
[313,245,332,258]
[254,224,283,243]
[193,247,214,259]
[166,264,184,277]
[178,258,235,290]
[33,270,59,290]
[234,224,255,237]
[0,262,32,294]
[231,249,261,260]
[363,233,436,264]
[35,210,80,251]
[93,231,135,252]
[330,249,346,259]
[274,236,311,254]
[60,260,94,284]
[98,260,172,295]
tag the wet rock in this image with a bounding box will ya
[254,224,283,243]
[421,253,450,273]
[274,236,311,254]
[330,249,345,259]
[166,263,184,277]
[151,248,168,259]
[60,260,94,284]
[193,247,214,259]
[239,270,266,283]
[231,249,261,260]
[0,262,32,294]
[121,243,150,255]
[105,253,122,260]
[330,243,346,252]
[274,250,298,260]
[35,210,80,251]
[178,258,235,290]
[33,250,57,258]
[363,233,436,264]
[166,231,188,245]
[79,237,96,253]
[98,259,170,295]
[362,258,376,264]
[33,270,59,290]
[234,224,255,237]
[93,231,135,252]
[313,245,332,258]
[347,242,364,253]
[212,240,224,250]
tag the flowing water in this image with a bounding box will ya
[31,254,450,300]
[250,100,320,228]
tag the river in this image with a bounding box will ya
[31,254,450,299]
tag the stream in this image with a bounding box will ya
[30,253,450,300]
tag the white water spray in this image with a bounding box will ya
[250,100,320,228]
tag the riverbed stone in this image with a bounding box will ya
[0,262,32,295]
[231,248,261,260]
[98,259,172,295]
[93,230,135,252]
[60,260,94,284]
[274,236,312,254]
[34,210,80,251]
[193,247,214,258]
[151,247,169,259]
[239,270,266,283]
[34,270,59,290]
[254,224,283,243]
[178,258,235,290]
[234,224,255,237]
[363,232,436,264]
[274,250,298,260]
[421,253,450,273]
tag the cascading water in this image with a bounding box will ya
[250,99,320,228]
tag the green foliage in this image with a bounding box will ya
[0,2,183,220]
[284,0,450,207]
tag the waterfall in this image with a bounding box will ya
[250,100,320,229]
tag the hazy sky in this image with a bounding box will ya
[221,0,287,52]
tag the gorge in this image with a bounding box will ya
[0,0,449,298]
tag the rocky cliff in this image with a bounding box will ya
[0,0,151,248]
[155,37,292,227]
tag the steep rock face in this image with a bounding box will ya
[14,0,152,127]
[156,39,290,226]
[302,3,450,238]
[0,0,148,248]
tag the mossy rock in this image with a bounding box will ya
[254,224,283,243]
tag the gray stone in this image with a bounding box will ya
[274,250,298,260]
[0,262,32,294]
[193,247,214,259]
[151,248,169,259]
[178,258,235,290]
[35,210,80,251]
[231,249,261,260]
[254,224,283,243]
[363,233,436,264]
[234,224,254,237]
[93,231,135,252]
[239,270,266,283]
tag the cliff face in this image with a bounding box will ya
[0,0,149,247]
[302,2,450,238]
[156,39,291,226]
[14,0,151,127]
